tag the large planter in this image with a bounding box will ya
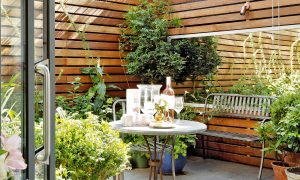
[131,153,149,168]
[151,151,187,175]
[286,166,300,180]
[272,161,298,180]
[285,151,300,165]
[161,152,187,175]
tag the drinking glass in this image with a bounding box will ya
[174,96,184,123]
[140,87,155,115]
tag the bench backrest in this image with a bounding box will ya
[204,93,276,120]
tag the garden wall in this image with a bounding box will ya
[170,0,300,35]
[170,0,300,168]
[55,0,300,97]
[53,0,300,168]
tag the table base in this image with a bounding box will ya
[143,135,176,180]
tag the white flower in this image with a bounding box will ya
[1,135,27,171]
[159,99,166,107]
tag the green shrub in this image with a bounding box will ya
[270,92,300,124]
[120,0,183,83]
[56,112,130,179]
[173,38,221,91]
[172,135,197,159]
[56,75,116,121]
[229,76,270,95]
[257,91,300,160]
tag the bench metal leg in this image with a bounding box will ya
[258,141,265,180]
[201,135,206,159]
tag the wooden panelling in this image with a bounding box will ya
[51,0,300,169]
[194,117,276,168]
[170,0,300,35]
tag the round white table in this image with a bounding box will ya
[110,120,207,180]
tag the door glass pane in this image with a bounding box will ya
[1,0,24,177]
[34,0,46,179]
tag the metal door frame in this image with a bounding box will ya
[23,0,55,179]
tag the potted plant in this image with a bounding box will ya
[123,134,149,168]
[257,92,300,180]
[268,92,300,164]
[159,135,197,175]
[173,38,221,93]
[286,166,300,180]
[280,102,300,164]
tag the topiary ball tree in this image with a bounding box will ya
[120,0,184,83]
[173,37,221,93]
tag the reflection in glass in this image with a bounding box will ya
[1,0,23,137]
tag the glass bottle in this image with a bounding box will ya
[162,77,175,123]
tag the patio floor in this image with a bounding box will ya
[119,156,274,180]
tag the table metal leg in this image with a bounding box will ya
[171,135,176,180]
[159,136,170,180]
[144,135,170,180]
[154,136,157,180]
[144,136,153,180]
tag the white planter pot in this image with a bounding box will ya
[286,167,300,180]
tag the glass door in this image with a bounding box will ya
[0,0,55,179]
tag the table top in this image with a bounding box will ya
[109,120,207,136]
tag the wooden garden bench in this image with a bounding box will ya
[197,93,276,180]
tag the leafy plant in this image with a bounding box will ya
[1,74,22,137]
[270,92,300,124]
[56,76,116,121]
[180,106,197,121]
[123,134,150,160]
[257,92,300,161]
[231,32,300,96]
[229,76,270,95]
[55,112,130,179]
[171,135,197,159]
[173,38,221,92]
[120,0,183,83]
[56,1,119,121]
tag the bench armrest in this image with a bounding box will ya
[261,118,270,124]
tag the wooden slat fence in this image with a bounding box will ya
[2,0,300,169]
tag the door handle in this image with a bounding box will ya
[34,62,51,165]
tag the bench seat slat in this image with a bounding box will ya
[203,112,270,120]
[198,130,259,142]
[200,93,276,144]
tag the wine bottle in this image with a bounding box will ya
[162,76,175,123]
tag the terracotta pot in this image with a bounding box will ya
[284,151,300,165]
[272,161,298,180]
[286,166,300,180]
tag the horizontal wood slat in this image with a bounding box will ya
[170,16,300,35]
[31,0,298,169]
[55,0,132,12]
[208,117,259,129]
